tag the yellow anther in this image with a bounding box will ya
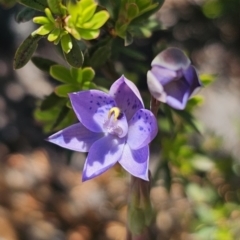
[108,107,121,121]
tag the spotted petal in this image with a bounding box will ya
[110,75,144,120]
[127,109,158,150]
[47,123,104,152]
[118,144,149,181]
[69,90,116,132]
[82,135,125,181]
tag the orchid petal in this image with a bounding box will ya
[69,90,116,132]
[164,77,190,110]
[82,135,125,181]
[110,75,144,120]
[118,144,149,181]
[183,65,202,95]
[150,66,179,86]
[127,109,158,150]
[152,47,190,71]
[47,123,104,152]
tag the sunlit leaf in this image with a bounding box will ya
[78,28,100,40]
[81,10,110,29]
[33,16,51,24]
[61,33,73,53]
[48,28,61,42]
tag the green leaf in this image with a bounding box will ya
[31,56,57,72]
[33,24,53,35]
[40,92,65,110]
[78,28,100,40]
[200,74,215,86]
[81,67,95,82]
[50,65,72,83]
[173,109,201,134]
[97,0,121,20]
[55,84,79,97]
[14,34,42,69]
[15,7,37,23]
[18,0,48,11]
[48,28,60,41]
[33,16,51,24]
[81,3,97,23]
[90,41,112,68]
[51,105,70,130]
[70,68,82,83]
[44,7,55,23]
[82,81,97,90]
[64,37,84,68]
[47,0,67,15]
[61,34,73,53]
[127,3,139,20]
[81,10,110,29]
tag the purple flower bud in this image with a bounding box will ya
[147,47,202,110]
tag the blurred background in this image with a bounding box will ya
[1,0,240,239]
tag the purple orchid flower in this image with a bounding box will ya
[147,47,202,110]
[47,76,158,181]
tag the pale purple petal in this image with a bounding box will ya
[183,65,202,95]
[47,123,104,152]
[118,144,149,181]
[147,70,167,102]
[127,109,158,150]
[150,66,180,85]
[152,47,190,71]
[109,75,144,120]
[164,77,190,110]
[82,135,125,181]
[69,90,116,132]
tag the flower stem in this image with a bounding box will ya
[150,96,160,118]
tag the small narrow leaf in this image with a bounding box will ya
[18,0,48,11]
[44,8,55,23]
[31,56,57,72]
[64,38,84,68]
[15,7,37,23]
[50,65,72,83]
[33,16,50,24]
[33,24,53,35]
[61,34,73,53]
[14,34,42,69]
[48,28,60,41]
